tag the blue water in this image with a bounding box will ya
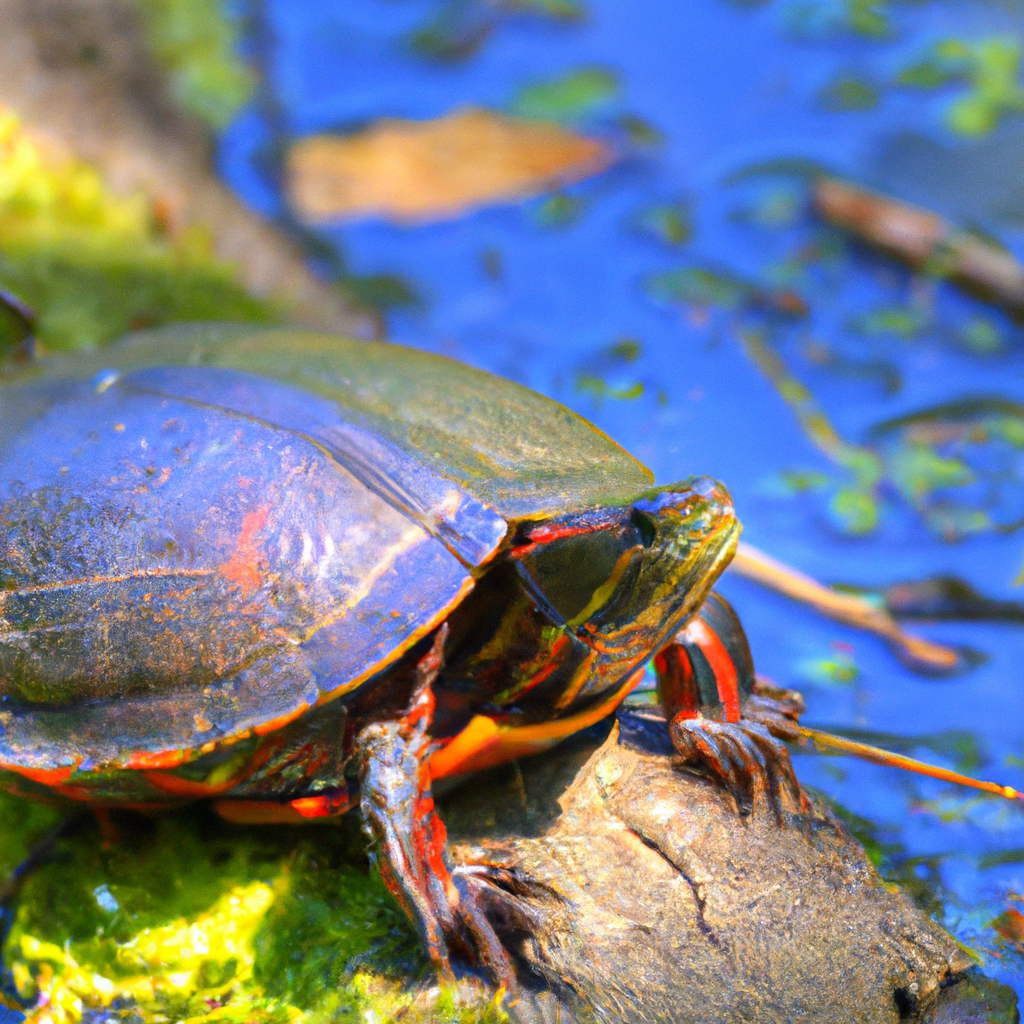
[222,0,1024,992]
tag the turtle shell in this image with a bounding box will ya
[0,326,653,774]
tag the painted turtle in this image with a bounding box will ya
[0,324,803,984]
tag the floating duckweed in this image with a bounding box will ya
[818,76,880,112]
[131,0,256,129]
[0,109,276,354]
[510,67,619,124]
[896,36,1024,138]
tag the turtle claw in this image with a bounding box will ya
[670,715,808,821]
[355,626,517,991]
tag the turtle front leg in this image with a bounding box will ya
[656,595,809,820]
[355,626,515,990]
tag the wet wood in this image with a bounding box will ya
[730,541,962,674]
[443,714,977,1024]
[813,177,1024,318]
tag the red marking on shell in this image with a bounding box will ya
[0,762,78,786]
[289,790,354,818]
[220,506,270,597]
[253,703,310,736]
[125,748,190,770]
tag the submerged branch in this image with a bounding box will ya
[730,542,963,674]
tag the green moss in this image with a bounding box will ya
[0,110,278,356]
[1,799,499,1024]
[130,0,255,130]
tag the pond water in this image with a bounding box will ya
[220,0,1024,994]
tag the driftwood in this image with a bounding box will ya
[730,542,963,674]
[441,713,980,1024]
[814,177,1024,319]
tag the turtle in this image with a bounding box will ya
[0,323,805,986]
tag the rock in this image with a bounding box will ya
[443,710,978,1024]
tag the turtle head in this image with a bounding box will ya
[516,476,739,666]
[586,477,740,649]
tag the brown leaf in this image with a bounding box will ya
[287,107,613,224]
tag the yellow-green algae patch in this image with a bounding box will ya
[0,793,503,1024]
[0,110,277,357]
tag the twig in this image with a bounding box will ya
[813,177,1024,318]
[729,542,962,674]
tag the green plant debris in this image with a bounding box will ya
[608,337,641,362]
[615,114,664,147]
[739,329,882,534]
[818,75,880,112]
[785,0,892,40]
[131,0,255,130]
[647,266,807,316]
[409,0,585,63]
[886,441,974,504]
[961,317,1005,355]
[634,201,693,246]
[534,192,583,228]
[896,37,1024,138]
[731,186,804,230]
[798,644,859,685]
[506,0,586,17]
[649,267,750,311]
[340,273,421,313]
[0,794,500,1024]
[510,67,620,124]
[575,374,644,401]
[852,305,928,340]
[0,110,277,354]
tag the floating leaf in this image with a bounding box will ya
[635,202,693,245]
[616,114,664,147]
[648,267,750,310]
[818,76,880,112]
[575,374,643,401]
[896,36,1024,138]
[510,67,620,124]
[535,192,582,228]
[829,486,878,534]
[886,441,974,504]
[853,305,928,339]
[288,109,612,224]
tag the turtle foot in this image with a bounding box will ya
[355,626,517,992]
[669,714,808,822]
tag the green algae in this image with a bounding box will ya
[0,110,278,357]
[897,36,1024,138]
[130,0,255,130]
[0,793,501,1024]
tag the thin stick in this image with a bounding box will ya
[794,725,1023,802]
[730,542,961,674]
